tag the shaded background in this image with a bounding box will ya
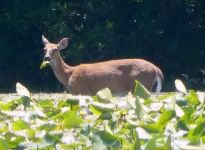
[1,0,205,92]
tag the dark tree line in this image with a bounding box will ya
[1,0,205,92]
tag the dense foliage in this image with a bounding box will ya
[1,0,205,91]
[0,81,205,149]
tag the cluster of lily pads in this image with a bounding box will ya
[0,80,205,150]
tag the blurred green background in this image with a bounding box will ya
[1,0,205,92]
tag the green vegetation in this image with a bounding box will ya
[0,81,205,149]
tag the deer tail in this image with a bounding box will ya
[153,67,163,93]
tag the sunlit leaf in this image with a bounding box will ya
[92,130,121,149]
[186,90,200,106]
[126,92,136,109]
[0,138,8,150]
[63,111,83,129]
[135,97,144,119]
[58,143,82,150]
[144,138,156,150]
[175,104,184,117]
[136,127,151,140]
[12,119,30,131]
[134,80,150,99]
[96,88,113,102]
[158,92,175,101]
[149,102,163,112]
[177,120,189,131]
[91,134,107,150]
[34,105,47,118]
[40,60,50,70]
[175,79,187,94]
[99,112,112,120]
[164,135,172,150]
[90,101,115,113]
[142,123,161,133]
[192,121,205,136]
[66,95,79,105]
[38,99,55,113]
[157,110,176,128]
[0,99,21,111]
[179,145,205,150]
[131,130,140,150]
[126,116,140,127]
[16,82,30,97]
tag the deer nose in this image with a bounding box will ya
[44,56,51,61]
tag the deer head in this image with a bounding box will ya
[41,35,69,66]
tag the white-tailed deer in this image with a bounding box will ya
[41,35,163,95]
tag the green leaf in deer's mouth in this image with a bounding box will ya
[40,60,50,70]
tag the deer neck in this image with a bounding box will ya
[50,52,73,86]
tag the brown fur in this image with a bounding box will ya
[42,36,164,95]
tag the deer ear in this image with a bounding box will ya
[42,35,50,46]
[57,38,69,50]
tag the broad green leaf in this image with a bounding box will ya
[97,131,121,148]
[126,116,140,127]
[105,121,114,135]
[38,99,54,108]
[158,92,175,101]
[175,104,184,117]
[131,130,140,150]
[38,99,55,113]
[12,119,30,131]
[46,109,61,118]
[63,111,83,129]
[66,95,79,105]
[3,132,25,148]
[90,105,103,115]
[135,97,144,119]
[192,121,205,136]
[80,125,91,137]
[126,92,136,109]
[175,79,187,94]
[37,133,57,148]
[37,123,56,132]
[181,107,195,122]
[91,134,107,150]
[196,92,205,103]
[149,102,163,112]
[134,80,150,99]
[136,127,151,140]
[164,135,172,150]
[90,101,115,113]
[187,120,205,144]
[26,129,35,140]
[177,120,189,130]
[157,110,175,127]
[142,123,161,133]
[16,82,31,98]
[99,112,112,120]
[0,99,21,111]
[40,60,50,70]
[34,105,47,118]
[58,143,82,150]
[96,88,113,102]
[0,138,8,150]
[186,90,200,106]
[144,138,156,150]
